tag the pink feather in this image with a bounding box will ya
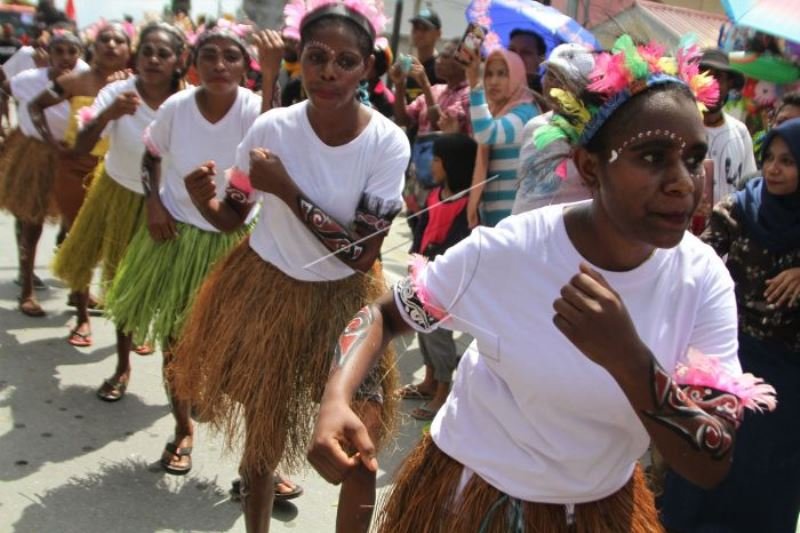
[408,254,448,321]
[142,125,161,158]
[76,106,96,130]
[587,53,629,95]
[228,167,254,196]
[283,0,389,40]
[674,348,777,414]
[639,41,666,73]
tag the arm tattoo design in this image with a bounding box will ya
[225,185,251,208]
[354,193,403,236]
[298,196,363,261]
[334,306,375,368]
[394,276,442,332]
[644,361,738,460]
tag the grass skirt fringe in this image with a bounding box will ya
[104,221,248,347]
[171,242,398,475]
[52,169,146,291]
[0,130,59,223]
[377,434,664,533]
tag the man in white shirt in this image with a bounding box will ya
[699,49,756,204]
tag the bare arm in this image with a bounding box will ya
[389,63,411,127]
[308,293,412,482]
[28,82,66,147]
[141,151,179,241]
[184,163,254,232]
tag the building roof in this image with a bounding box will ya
[637,0,728,44]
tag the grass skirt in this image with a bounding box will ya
[53,150,99,224]
[171,241,398,475]
[0,130,59,223]
[377,434,663,533]
[52,169,146,292]
[104,221,248,346]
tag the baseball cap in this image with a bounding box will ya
[410,7,442,30]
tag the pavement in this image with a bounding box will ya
[0,211,474,532]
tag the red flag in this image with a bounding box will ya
[65,0,76,21]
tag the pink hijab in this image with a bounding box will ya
[484,48,534,117]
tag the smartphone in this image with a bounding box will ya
[456,23,487,65]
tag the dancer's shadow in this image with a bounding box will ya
[0,306,165,482]
[11,458,246,533]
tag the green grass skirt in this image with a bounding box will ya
[104,220,249,347]
[52,169,146,291]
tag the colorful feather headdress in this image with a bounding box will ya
[535,35,719,150]
[283,0,388,41]
[185,18,254,47]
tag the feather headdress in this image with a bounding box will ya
[282,0,388,41]
[536,34,719,150]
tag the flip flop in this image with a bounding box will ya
[396,383,433,401]
[97,377,127,402]
[410,405,439,421]
[134,344,155,356]
[18,297,45,317]
[67,328,93,347]
[229,475,304,502]
[161,442,192,476]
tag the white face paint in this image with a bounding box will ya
[608,129,687,163]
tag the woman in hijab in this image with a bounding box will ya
[660,117,800,533]
[461,46,538,227]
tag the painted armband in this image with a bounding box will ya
[393,255,448,333]
[226,167,255,207]
[354,192,403,236]
[645,348,777,459]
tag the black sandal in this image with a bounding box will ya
[96,378,127,402]
[229,474,304,501]
[160,442,192,475]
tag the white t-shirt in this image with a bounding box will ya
[512,112,590,214]
[92,77,158,194]
[10,67,69,141]
[396,203,740,504]
[705,112,757,204]
[239,101,409,282]
[145,86,262,232]
[2,46,89,78]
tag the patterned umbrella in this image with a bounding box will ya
[466,0,600,56]
[721,0,800,43]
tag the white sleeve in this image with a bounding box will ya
[679,253,741,376]
[230,120,261,202]
[361,124,409,214]
[241,90,263,130]
[90,82,120,138]
[142,96,177,157]
[2,47,33,78]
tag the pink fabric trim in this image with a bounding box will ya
[76,106,96,130]
[228,167,254,196]
[675,348,777,414]
[142,125,161,158]
[409,254,448,321]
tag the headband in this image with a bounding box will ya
[283,0,388,42]
[48,29,82,49]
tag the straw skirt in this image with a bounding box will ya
[171,241,398,475]
[0,130,59,224]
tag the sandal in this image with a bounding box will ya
[67,327,93,347]
[134,344,155,356]
[396,383,433,401]
[18,297,45,317]
[410,404,439,421]
[161,441,192,475]
[97,377,127,402]
[229,474,304,502]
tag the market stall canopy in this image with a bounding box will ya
[721,0,800,44]
[590,1,727,50]
[466,0,600,56]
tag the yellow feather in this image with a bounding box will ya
[550,88,591,126]
[658,57,677,75]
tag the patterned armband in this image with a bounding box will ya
[226,167,254,206]
[354,192,403,236]
[393,255,448,332]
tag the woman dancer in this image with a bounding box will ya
[308,36,777,532]
[28,22,132,342]
[103,25,281,475]
[51,22,187,398]
[660,118,800,533]
[461,46,537,227]
[171,1,408,531]
[0,30,82,316]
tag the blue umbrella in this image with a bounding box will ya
[466,0,600,57]
[721,0,800,44]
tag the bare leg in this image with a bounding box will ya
[69,289,92,339]
[240,468,275,533]
[97,329,133,400]
[161,342,194,472]
[336,402,382,533]
[17,221,44,315]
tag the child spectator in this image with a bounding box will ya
[397,133,477,420]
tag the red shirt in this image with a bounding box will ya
[419,187,469,253]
